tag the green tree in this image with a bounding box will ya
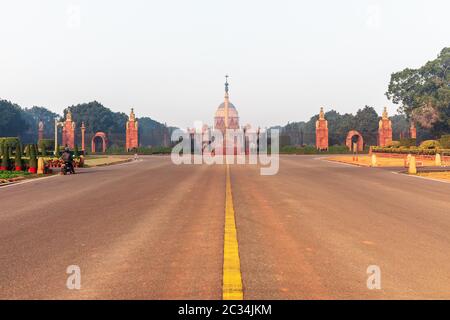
[21,106,59,144]
[354,106,379,146]
[66,101,128,148]
[386,47,450,136]
[0,100,28,137]
[326,111,355,145]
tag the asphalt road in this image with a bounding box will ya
[1,155,450,299]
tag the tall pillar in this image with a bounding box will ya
[126,108,139,151]
[62,111,76,149]
[54,119,59,155]
[378,107,392,147]
[410,122,417,139]
[223,75,231,155]
[81,122,86,152]
[315,107,328,150]
[224,75,229,130]
[38,120,44,141]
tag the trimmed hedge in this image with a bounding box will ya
[372,146,450,155]
[0,137,20,148]
[38,139,54,156]
[419,140,442,149]
[280,145,369,155]
[399,138,416,147]
[103,146,172,155]
[439,135,450,149]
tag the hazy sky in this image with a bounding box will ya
[0,0,449,129]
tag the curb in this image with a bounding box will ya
[83,158,133,168]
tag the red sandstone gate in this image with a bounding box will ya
[346,130,364,152]
[91,132,108,153]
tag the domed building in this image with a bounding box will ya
[214,76,239,132]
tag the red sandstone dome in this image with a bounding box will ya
[214,101,240,131]
[214,76,240,131]
[215,102,239,118]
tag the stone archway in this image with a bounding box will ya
[91,132,108,153]
[346,130,364,152]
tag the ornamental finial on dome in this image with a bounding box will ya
[382,107,388,119]
[225,74,229,94]
[129,108,136,121]
[319,107,325,120]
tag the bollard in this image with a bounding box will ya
[371,154,377,167]
[435,153,442,166]
[405,153,412,167]
[37,157,45,174]
[408,156,417,174]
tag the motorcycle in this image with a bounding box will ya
[61,161,75,175]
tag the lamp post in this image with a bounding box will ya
[54,118,64,156]
[81,122,86,153]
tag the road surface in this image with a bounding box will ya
[1,155,450,299]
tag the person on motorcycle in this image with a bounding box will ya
[61,147,75,174]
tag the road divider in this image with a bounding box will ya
[222,165,243,300]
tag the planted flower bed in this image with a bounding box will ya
[45,157,84,168]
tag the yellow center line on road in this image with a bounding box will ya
[222,165,244,300]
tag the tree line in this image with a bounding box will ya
[0,100,173,148]
[280,47,449,146]
[279,106,430,147]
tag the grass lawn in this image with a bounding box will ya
[83,155,133,167]
[0,171,31,183]
[417,171,450,182]
[326,155,436,167]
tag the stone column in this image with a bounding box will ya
[410,122,417,139]
[81,122,86,152]
[54,119,59,155]
[315,107,328,150]
[62,111,75,149]
[378,107,393,147]
[126,108,139,151]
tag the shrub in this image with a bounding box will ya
[279,145,367,155]
[372,146,438,155]
[29,145,37,173]
[15,145,23,170]
[328,145,352,154]
[0,137,20,148]
[23,144,29,156]
[386,141,400,147]
[439,135,450,149]
[38,139,54,156]
[399,138,416,147]
[74,144,79,158]
[104,146,172,155]
[1,147,10,170]
[419,140,442,149]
